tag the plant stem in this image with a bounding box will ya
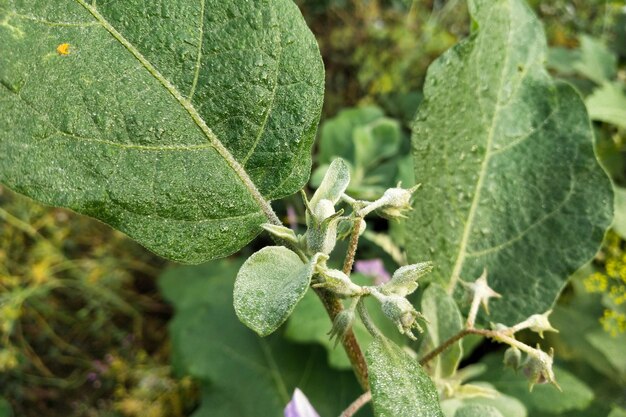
[357,299,383,339]
[340,391,372,417]
[419,328,500,366]
[264,198,369,389]
[342,217,363,275]
[419,325,545,367]
[419,329,471,365]
[314,287,369,390]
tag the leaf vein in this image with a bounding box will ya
[74,0,280,223]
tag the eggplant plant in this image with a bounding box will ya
[0,0,613,416]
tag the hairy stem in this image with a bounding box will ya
[419,325,544,367]
[357,299,383,339]
[340,391,372,417]
[314,287,369,390]
[266,198,369,389]
[419,329,472,365]
[342,217,363,275]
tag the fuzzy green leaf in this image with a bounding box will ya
[234,246,314,336]
[419,284,463,378]
[366,337,443,417]
[407,0,612,324]
[159,261,367,417]
[0,0,324,264]
[454,405,504,417]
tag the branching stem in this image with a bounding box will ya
[339,391,372,417]
[314,287,369,390]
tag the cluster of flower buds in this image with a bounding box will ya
[368,262,433,339]
[522,347,560,391]
[495,310,560,391]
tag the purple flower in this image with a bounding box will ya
[354,259,391,285]
[286,205,298,230]
[284,388,320,417]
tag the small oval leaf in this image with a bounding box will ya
[234,246,313,336]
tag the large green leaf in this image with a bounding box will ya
[407,0,612,324]
[234,246,314,336]
[159,262,368,417]
[0,0,324,263]
[366,337,443,417]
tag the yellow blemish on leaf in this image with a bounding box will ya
[56,43,71,55]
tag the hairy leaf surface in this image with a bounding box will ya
[366,337,443,417]
[419,284,463,378]
[0,0,324,263]
[234,246,313,336]
[159,261,366,417]
[407,0,612,323]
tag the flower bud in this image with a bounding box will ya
[461,269,501,314]
[305,199,342,255]
[522,347,560,391]
[312,268,362,298]
[503,346,522,371]
[525,310,558,338]
[382,261,433,297]
[357,184,420,219]
[376,186,416,219]
[376,293,424,340]
[328,309,356,346]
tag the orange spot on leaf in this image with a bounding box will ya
[56,43,70,55]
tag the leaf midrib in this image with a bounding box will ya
[445,2,514,294]
[75,0,280,224]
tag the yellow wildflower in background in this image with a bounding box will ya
[584,231,626,336]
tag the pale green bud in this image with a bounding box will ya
[382,261,433,297]
[328,309,356,347]
[376,293,424,340]
[522,347,560,391]
[305,199,342,255]
[525,310,558,338]
[313,268,362,298]
[503,346,522,371]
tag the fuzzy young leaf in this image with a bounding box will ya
[234,246,315,336]
[366,337,443,417]
[407,0,612,324]
[0,0,324,264]
[309,158,351,211]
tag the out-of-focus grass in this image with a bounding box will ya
[0,185,196,417]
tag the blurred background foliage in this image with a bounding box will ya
[1,0,625,416]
